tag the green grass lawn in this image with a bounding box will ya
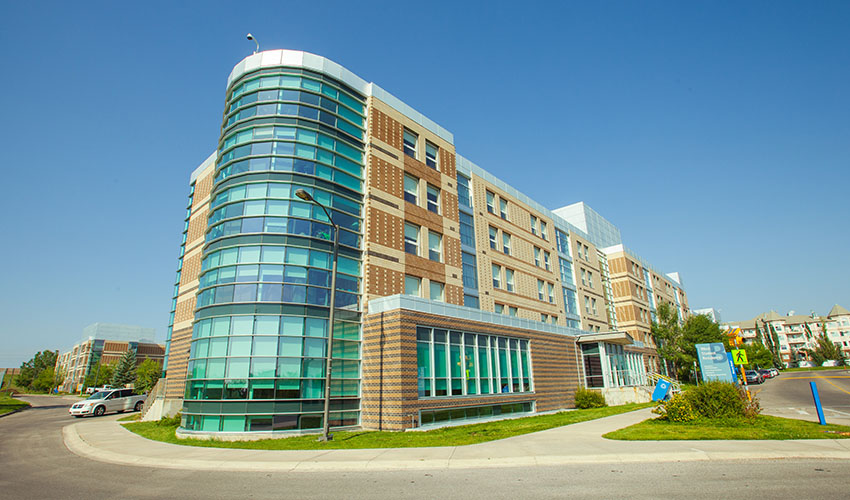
[123,402,652,450]
[0,392,31,416]
[604,415,850,440]
[117,414,140,422]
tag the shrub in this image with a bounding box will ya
[158,412,181,427]
[574,387,607,409]
[740,388,762,420]
[653,393,697,422]
[686,381,746,419]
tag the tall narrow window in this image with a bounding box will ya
[426,185,440,214]
[538,280,545,301]
[587,271,593,288]
[540,220,547,240]
[502,233,511,255]
[530,215,538,236]
[430,281,445,302]
[403,174,418,205]
[543,251,551,271]
[534,247,541,267]
[403,129,417,158]
[548,283,555,303]
[425,141,438,169]
[499,198,508,220]
[505,268,515,292]
[495,303,504,314]
[486,191,495,214]
[492,264,502,289]
[457,173,472,209]
[591,298,597,315]
[489,226,498,250]
[581,269,587,286]
[404,275,421,296]
[509,306,518,317]
[584,296,591,314]
[404,223,420,255]
[428,231,442,262]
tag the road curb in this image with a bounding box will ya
[0,405,30,419]
[62,421,850,472]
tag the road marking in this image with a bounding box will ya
[815,376,850,396]
[778,376,850,380]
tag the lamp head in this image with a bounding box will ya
[246,33,255,41]
[295,189,312,202]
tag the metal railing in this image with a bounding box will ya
[646,371,682,394]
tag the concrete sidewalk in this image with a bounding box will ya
[62,408,850,471]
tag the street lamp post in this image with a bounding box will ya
[295,189,338,442]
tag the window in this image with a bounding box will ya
[499,199,508,220]
[404,275,421,296]
[495,303,504,314]
[492,264,502,288]
[489,226,498,250]
[428,231,442,262]
[584,296,591,314]
[587,271,593,288]
[462,252,478,289]
[583,245,589,261]
[486,191,495,214]
[459,212,475,247]
[404,223,419,255]
[541,314,548,323]
[539,221,547,240]
[538,280,545,301]
[505,268,515,292]
[543,251,551,271]
[425,141,438,169]
[548,283,555,303]
[426,185,440,213]
[403,129,417,158]
[564,288,578,314]
[457,173,472,209]
[581,269,587,286]
[534,247,541,267]
[530,215,538,236]
[430,281,445,301]
[403,174,418,204]
[509,306,518,317]
[464,294,480,308]
[591,298,597,315]
[502,233,511,255]
[556,230,569,255]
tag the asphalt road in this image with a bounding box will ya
[2,395,850,499]
[750,369,850,425]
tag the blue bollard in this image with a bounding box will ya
[809,381,826,425]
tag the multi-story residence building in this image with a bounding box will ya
[158,49,689,436]
[724,304,850,365]
[55,323,164,392]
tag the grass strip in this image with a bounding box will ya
[123,402,652,450]
[781,366,847,373]
[0,393,31,416]
[603,415,850,440]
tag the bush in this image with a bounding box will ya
[686,381,746,419]
[158,412,181,427]
[652,393,697,422]
[574,387,607,409]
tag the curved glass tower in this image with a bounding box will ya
[180,55,364,433]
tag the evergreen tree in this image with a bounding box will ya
[111,349,137,387]
[807,329,846,366]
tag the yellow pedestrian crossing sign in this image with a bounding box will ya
[731,349,748,365]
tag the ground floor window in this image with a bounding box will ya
[416,326,533,398]
[419,401,533,426]
[581,343,604,388]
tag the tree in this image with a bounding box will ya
[135,359,162,394]
[743,342,773,369]
[84,362,116,388]
[31,367,57,393]
[807,330,846,366]
[652,303,726,380]
[15,350,58,392]
[111,349,137,387]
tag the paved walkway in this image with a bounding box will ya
[63,408,850,471]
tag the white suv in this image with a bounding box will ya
[69,388,146,417]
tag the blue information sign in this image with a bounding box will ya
[696,343,735,383]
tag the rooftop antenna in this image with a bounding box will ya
[246,33,259,54]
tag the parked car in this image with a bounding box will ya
[768,368,780,378]
[69,388,145,417]
[744,370,764,384]
[757,368,777,379]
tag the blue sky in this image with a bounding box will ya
[1,1,848,366]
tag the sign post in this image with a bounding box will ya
[731,347,751,401]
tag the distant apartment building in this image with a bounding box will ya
[692,308,722,324]
[55,323,165,392]
[723,305,850,365]
[159,49,689,435]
